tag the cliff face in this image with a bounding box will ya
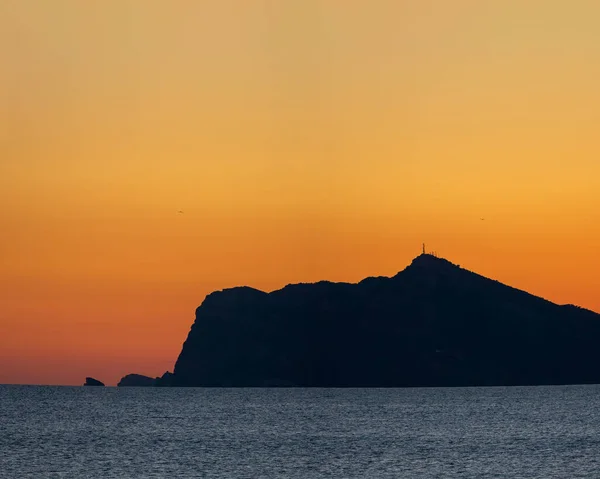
[173,254,600,387]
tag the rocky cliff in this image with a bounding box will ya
[172,254,600,387]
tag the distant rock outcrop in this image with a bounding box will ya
[154,371,175,387]
[171,254,600,387]
[117,374,156,387]
[83,377,104,387]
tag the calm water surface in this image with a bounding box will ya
[1,385,599,478]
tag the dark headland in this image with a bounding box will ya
[162,254,600,387]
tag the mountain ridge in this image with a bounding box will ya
[203,255,592,313]
[170,254,600,387]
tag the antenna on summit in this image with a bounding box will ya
[422,243,426,255]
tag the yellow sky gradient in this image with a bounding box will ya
[1,1,600,385]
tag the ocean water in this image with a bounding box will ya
[1,385,599,478]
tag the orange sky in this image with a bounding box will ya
[1,1,599,385]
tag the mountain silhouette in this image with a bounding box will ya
[171,254,600,387]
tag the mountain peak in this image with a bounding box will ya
[173,254,600,387]
[403,253,462,274]
[411,253,454,265]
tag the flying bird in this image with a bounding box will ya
[178,210,184,214]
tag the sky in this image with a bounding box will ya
[1,1,600,385]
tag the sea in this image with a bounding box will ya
[1,385,599,478]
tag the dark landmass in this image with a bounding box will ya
[154,371,175,387]
[116,371,175,387]
[117,374,156,387]
[83,377,104,387]
[171,254,600,387]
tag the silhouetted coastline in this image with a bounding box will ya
[169,254,600,387]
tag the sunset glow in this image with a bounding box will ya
[2,1,600,385]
